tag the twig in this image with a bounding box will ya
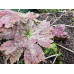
[52,25,74,28]
[52,55,58,64]
[45,54,59,59]
[56,43,74,54]
[45,16,49,21]
[51,13,64,25]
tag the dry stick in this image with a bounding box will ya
[56,43,74,54]
[52,55,58,64]
[45,16,49,21]
[51,13,64,25]
[63,25,74,28]
[45,54,59,64]
[45,54,59,59]
[52,25,74,28]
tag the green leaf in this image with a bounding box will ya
[44,43,57,55]
[58,52,62,56]
[72,18,74,21]
[20,61,25,64]
[44,48,49,54]
[59,61,63,64]
[52,43,57,47]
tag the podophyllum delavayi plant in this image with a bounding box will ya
[0,10,69,64]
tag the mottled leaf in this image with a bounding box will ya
[10,48,23,64]
[24,44,45,64]
[0,41,17,55]
[25,12,39,19]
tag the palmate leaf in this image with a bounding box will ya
[38,38,53,48]
[0,10,25,28]
[5,48,23,64]
[0,41,17,55]
[0,27,16,39]
[0,10,69,64]
[24,44,45,64]
[24,12,39,20]
[52,24,69,38]
[9,49,23,64]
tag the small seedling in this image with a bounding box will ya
[20,61,25,64]
[44,43,57,55]
[44,43,63,64]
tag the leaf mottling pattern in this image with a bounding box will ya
[0,10,69,64]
